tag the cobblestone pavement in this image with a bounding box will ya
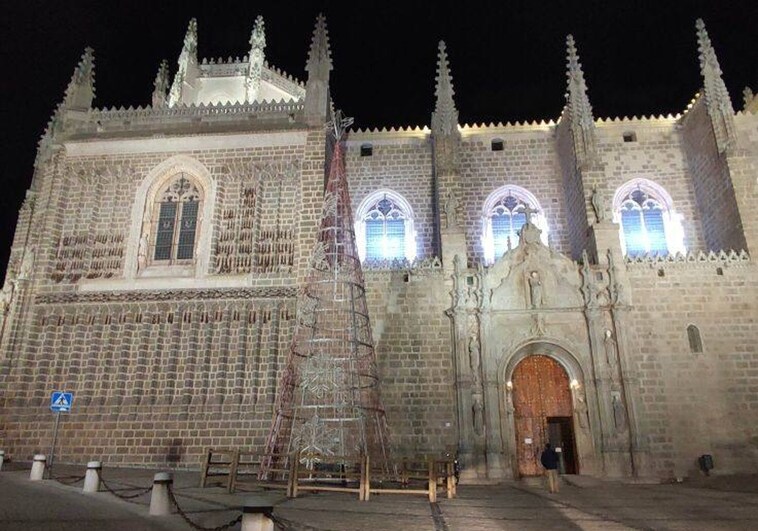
[2,463,758,530]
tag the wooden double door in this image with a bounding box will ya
[512,355,578,477]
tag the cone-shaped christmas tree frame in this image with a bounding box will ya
[261,118,391,477]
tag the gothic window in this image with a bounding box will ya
[355,190,416,262]
[613,179,685,257]
[151,174,202,264]
[482,185,548,264]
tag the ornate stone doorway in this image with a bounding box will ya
[511,355,578,477]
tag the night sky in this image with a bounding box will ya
[1,0,756,277]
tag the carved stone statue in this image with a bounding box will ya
[468,335,481,388]
[611,391,627,431]
[0,283,13,315]
[137,234,149,270]
[591,186,606,223]
[604,329,619,372]
[528,271,543,308]
[19,246,36,280]
[574,393,589,430]
[472,393,484,436]
[444,190,460,229]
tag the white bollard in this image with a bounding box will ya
[149,472,173,516]
[241,499,274,531]
[0,450,5,471]
[30,454,46,481]
[83,461,102,494]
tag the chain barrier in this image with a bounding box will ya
[269,513,330,531]
[49,472,87,486]
[99,477,154,502]
[167,484,243,531]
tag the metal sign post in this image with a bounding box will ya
[48,391,73,479]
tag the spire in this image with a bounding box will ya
[168,18,199,107]
[696,19,736,153]
[431,41,459,137]
[304,14,332,125]
[63,47,95,111]
[245,15,266,103]
[152,60,170,108]
[565,35,597,166]
[306,13,332,78]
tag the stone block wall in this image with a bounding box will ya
[626,260,758,477]
[345,135,435,260]
[364,269,457,454]
[458,129,569,264]
[596,120,706,252]
[681,97,746,252]
[1,295,295,465]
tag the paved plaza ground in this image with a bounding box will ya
[1,461,758,530]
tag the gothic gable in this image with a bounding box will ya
[487,223,583,310]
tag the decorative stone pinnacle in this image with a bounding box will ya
[695,18,735,153]
[696,19,721,76]
[63,47,96,110]
[744,87,755,110]
[168,18,199,107]
[246,15,266,103]
[152,60,170,108]
[564,34,596,166]
[250,15,265,51]
[306,13,332,75]
[184,18,198,55]
[432,40,459,136]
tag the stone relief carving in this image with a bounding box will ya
[35,286,298,305]
[487,220,583,311]
[530,312,547,337]
[580,250,599,309]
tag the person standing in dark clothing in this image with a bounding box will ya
[540,443,560,493]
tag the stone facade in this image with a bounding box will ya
[1,16,757,481]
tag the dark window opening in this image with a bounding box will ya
[623,132,637,143]
[687,324,703,353]
[491,139,504,151]
[360,144,373,157]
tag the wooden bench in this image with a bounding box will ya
[199,447,238,491]
[232,451,292,494]
[366,455,456,502]
[290,453,367,500]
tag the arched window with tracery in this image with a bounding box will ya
[355,190,416,262]
[613,179,685,257]
[151,174,203,263]
[482,185,548,264]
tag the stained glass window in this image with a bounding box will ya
[619,189,668,257]
[363,197,407,260]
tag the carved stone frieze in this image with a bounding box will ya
[35,286,297,305]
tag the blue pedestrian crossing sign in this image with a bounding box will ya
[50,391,73,412]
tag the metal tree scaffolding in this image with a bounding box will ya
[261,115,391,477]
